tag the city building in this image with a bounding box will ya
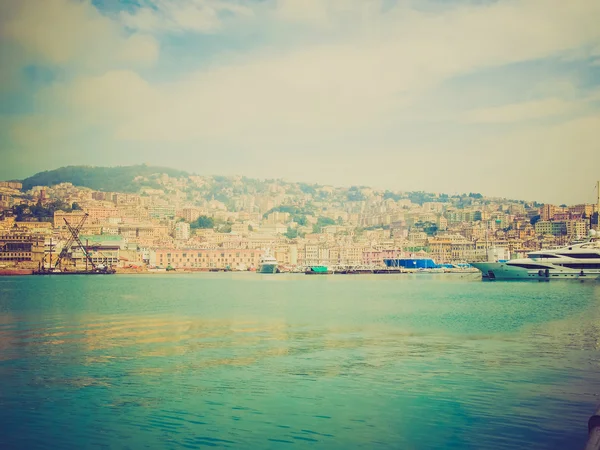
[0,181,23,190]
[0,228,45,264]
[534,220,567,236]
[150,248,261,269]
[174,222,191,240]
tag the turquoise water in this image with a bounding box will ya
[1,273,599,449]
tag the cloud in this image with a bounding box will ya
[34,0,599,144]
[462,98,583,124]
[119,0,254,33]
[41,71,159,123]
[3,0,600,202]
[466,113,600,203]
[0,0,158,72]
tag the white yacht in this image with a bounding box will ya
[257,251,279,274]
[471,230,600,281]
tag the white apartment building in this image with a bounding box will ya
[174,222,191,240]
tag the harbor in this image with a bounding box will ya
[1,0,599,445]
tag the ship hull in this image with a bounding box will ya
[470,262,530,280]
[0,269,33,276]
[257,264,278,274]
[471,262,600,281]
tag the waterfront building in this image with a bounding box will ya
[150,248,261,269]
[69,240,121,269]
[0,228,45,264]
[339,245,366,265]
[363,249,406,266]
[304,243,319,266]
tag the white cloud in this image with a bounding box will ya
[1,0,158,71]
[462,98,581,124]
[120,0,254,33]
[4,0,600,201]
[40,0,599,144]
[464,113,600,203]
[41,71,159,122]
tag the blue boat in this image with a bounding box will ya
[383,258,440,269]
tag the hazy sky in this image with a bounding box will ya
[1,0,599,204]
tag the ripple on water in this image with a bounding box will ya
[0,275,598,449]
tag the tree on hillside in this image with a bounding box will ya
[21,165,190,192]
[219,223,232,233]
[293,214,307,226]
[312,216,336,233]
[347,187,365,202]
[191,216,214,229]
[13,200,74,222]
[285,227,298,239]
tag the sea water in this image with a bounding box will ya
[0,273,599,449]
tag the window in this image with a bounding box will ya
[556,253,600,259]
[560,263,600,269]
[507,263,552,269]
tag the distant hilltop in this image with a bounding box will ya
[15,164,524,206]
[20,165,190,193]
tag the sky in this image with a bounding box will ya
[1,0,600,204]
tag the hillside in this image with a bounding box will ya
[21,165,190,193]
[17,165,518,212]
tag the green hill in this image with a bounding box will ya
[21,165,190,193]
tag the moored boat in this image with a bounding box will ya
[471,230,600,281]
[257,251,279,274]
[0,268,34,276]
[305,266,331,275]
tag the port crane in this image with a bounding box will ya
[52,213,93,271]
[34,213,115,275]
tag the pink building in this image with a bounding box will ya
[151,248,262,269]
[363,249,411,265]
